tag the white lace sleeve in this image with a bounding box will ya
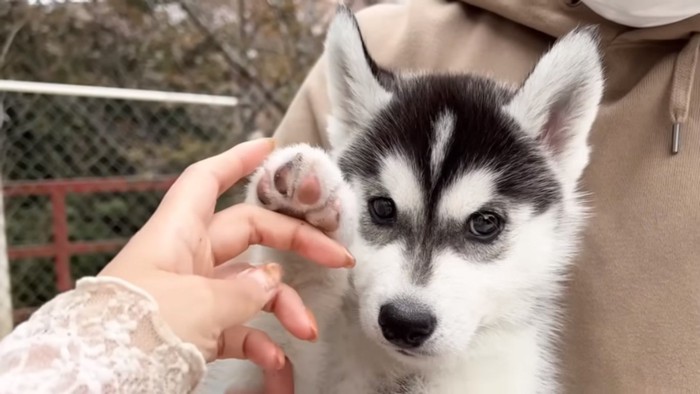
[0,277,206,393]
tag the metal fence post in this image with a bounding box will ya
[50,188,72,293]
[0,176,13,338]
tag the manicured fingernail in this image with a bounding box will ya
[262,263,282,283]
[240,263,282,292]
[306,308,318,342]
[344,249,356,268]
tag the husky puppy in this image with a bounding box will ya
[197,5,603,394]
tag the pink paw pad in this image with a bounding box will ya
[255,151,343,234]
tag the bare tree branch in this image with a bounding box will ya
[0,18,27,70]
[178,1,286,113]
[267,2,294,60]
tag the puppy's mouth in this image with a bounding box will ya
[397,349,418,357]
[390,346,433,359]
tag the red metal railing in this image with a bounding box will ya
[3,176,176,293]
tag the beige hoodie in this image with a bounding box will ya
[272,0,700,391]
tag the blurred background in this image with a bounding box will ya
[0,0,399,336]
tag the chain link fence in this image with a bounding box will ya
[0,86,246,330]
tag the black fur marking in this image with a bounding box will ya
[338,75,562,283]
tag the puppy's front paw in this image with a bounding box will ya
[249,145,348,234]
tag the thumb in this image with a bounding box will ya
[211,263,283,329]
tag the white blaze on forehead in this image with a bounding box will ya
[380,154,423,213]
[438,169,497,220]
[430,111,456,183]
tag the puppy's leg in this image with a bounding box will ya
[197,144,357,394]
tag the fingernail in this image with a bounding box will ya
[344,249,356,268]
[267,137,277,149]
[306,308,319,342]
[262,263,282,282]
[275,349,286,370]
[239,264,282,292]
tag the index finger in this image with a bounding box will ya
[156,138,275,221]
[208,204,355,269]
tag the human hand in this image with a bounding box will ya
[99,138,354,377]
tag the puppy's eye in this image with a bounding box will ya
[467,211,504,241]
[368,197,396,224]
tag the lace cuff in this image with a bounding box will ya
[0,276,206,393]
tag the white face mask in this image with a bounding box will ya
[582,0,700,28]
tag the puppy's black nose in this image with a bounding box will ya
[378,301,436,349]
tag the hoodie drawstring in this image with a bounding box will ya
[670,33,700,155]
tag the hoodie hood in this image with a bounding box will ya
[460,0,699,41]
[461,0,700,154]
[581,0,700,29]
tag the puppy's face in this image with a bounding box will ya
[324,7,602,363]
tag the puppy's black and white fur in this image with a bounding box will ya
[197,6,603,394]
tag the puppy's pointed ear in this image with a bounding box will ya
[505,28,604,192]
[324,5,394,151]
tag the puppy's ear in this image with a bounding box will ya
[505,28,604,192]
[324,5,394,151]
